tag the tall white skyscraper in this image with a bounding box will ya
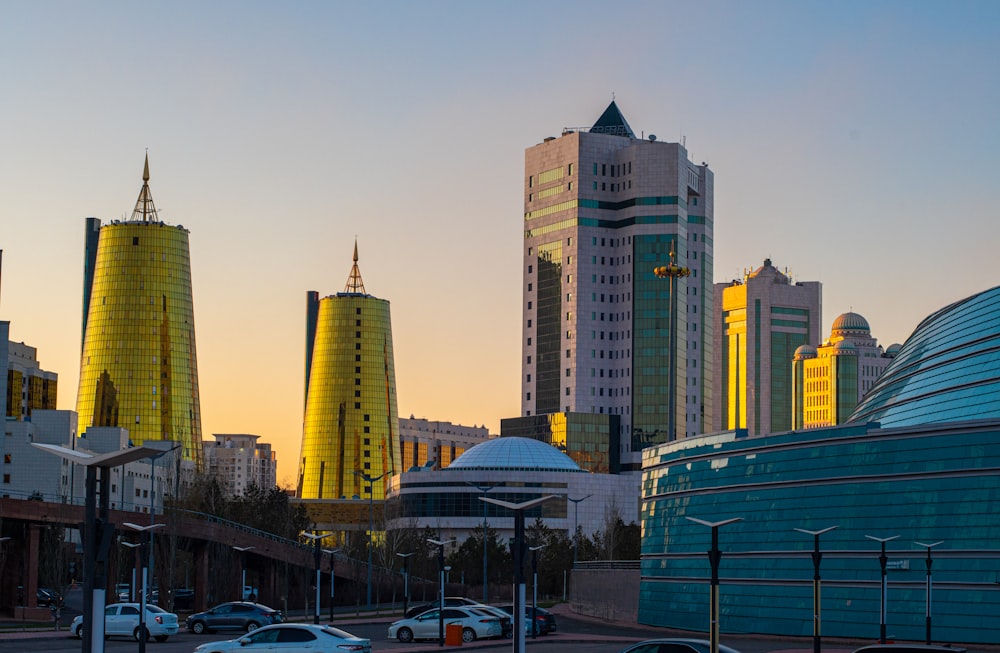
[520,102,714,469]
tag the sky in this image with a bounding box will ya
[2,1,999,487]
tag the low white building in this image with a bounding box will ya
[385,436,639,550]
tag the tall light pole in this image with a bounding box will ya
[481,495,557,653]
[654,246,690,441]
[31,442,164,653]
[396,552,415,617]
[353,470,387,609]
[300,531,334,624]
[915,541,943,644]
[687,517,742,653]
[794,526,838,653]
[233,546,254,601]
[323,548,340,621]
[123,522,164,653]
[529,545,545,640]
[865,535,899,643]
[466,482,498,604]
[567,495,592,565]
[427,538,455,647]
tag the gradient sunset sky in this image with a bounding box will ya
[2,1,998,485]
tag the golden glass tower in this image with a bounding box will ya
[298,243,401,501]
[76,155,203,466]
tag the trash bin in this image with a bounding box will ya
[445,623,463,646]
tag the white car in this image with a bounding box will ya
[193,623,371,653]
[70,602,180,642]
[388,606,503,643]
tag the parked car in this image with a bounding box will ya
[403,597,482,619]
[466,605,513,638]
[115,583,132,602]
[498,604,557,635]
[616,639,745,653]
[186,601,283,634]
[70,602,180,642]
[193,623,371,653]
[388,606,504,643]
[171,587,195,610]
[36,588,63,607]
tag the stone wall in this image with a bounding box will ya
[568,566,639,623]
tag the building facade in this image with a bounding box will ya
[639,284,1000,645]
[204,434,278,495]
[521,101,714,470]
[398,417,490,471]
[792,312,896,429]
[298,243,401,503]
[5,338,58,421]
[76,156,203,466]
[713,259,822,436]
[500,412,620,474]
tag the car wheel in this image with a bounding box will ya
[397,627,413,643]
[191,621,206,635]
[245,621,260,633]
[154,635,168,642]
[134,626,150,642]
[462,628,476,643]
[75,625,84,640]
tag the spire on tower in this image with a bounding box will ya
[343,239,367,294]
[130,152,160,223]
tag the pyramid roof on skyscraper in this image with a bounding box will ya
[590,100,636,138]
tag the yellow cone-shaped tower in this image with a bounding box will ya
[299,243,400,501]
[76,156,203,466]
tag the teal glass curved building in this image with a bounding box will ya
[639,285,1000,645]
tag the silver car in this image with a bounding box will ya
[194,623,371,653]
[388,606,503,643]
[70,602,180,642]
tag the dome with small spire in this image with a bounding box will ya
[831,312,870,335]
[794,344,817,360]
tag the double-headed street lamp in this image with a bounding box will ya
[915,541,943,644]
[865,534,899,644]
[465,482,498,604]
[323,548,340,621]
[31,442,165,653]
[654,246,690,441]
[567,495,592,564]
[794,525,838,653]
[480,495,557,653]
[300,531,334,624]
[353,470,387,609]
[123,522,165,653]
[427,538,455,647]
[687,516,742,653]
[529,545,545,639]
[396,552,415,617]
[233,546,255,601]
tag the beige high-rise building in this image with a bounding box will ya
[713,259,821,436]
[521,101,714,470]
[204,434,278,496]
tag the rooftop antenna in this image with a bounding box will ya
[343,238,367,294]
[129,150,160,223]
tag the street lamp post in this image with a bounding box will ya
[233,546,255,601]
[481,495,557,653]
[566,495,592,565]
[915,541,943,644]
[323,549,340,621]
[31,442,164,653]
[654,246,691,441]
[427,538,455,647]
[300,531,334,624]
[529,545,544,639]
[123,522,165,653]
[865,535,900,644]
[396,552,415,617]
[466,482,498,604]
[353,470,387,609]
[794,526,839,653]
[687,517,743,653]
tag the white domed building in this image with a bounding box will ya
[792,311,898,429]
[384,436,639,547]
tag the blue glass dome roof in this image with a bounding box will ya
[447,437,583,472]
[848,285,1000,427]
